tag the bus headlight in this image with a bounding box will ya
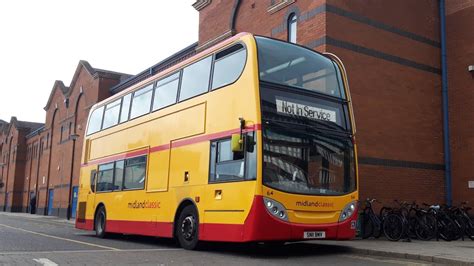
[339,201,357,222]
[263,197,288,221]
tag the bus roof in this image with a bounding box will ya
[91,32,252,111]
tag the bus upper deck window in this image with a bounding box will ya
[179,56,212,102]
[130,84,153,119]
[86,106,104,135]
[212,44,247,90]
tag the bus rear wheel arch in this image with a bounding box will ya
[174,203,200,250]
[94,204,107,238]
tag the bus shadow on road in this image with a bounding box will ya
[198,242,351,258]
[80,233,179,249]
[82,233,350,257]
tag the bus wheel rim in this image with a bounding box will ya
[181,216,195,240]
[98,212,105,232]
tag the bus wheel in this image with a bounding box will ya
[176,205,200,250]
[95,206,107,238]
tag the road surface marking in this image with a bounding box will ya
[0,223,120,251]
[0,248,183,256]
[32,258,58,266]
[0,213,74,227]
[343,255,431,265]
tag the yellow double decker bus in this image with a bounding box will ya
[76,33,358,249]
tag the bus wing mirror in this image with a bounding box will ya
[231,134,243,152]
[245,135,255,153]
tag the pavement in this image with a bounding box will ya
[2,212,474,265]
[310,239,474,265]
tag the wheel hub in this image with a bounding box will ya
[181,216,196,240]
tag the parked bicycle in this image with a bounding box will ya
[361,198,383,239]
[362,198,474,242]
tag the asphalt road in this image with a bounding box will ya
[0,213,432,265]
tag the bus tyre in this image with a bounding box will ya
[176,205,200,250]
[95,206,107,238]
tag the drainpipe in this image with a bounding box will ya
[230,0,242,35]
[439,0,452,206]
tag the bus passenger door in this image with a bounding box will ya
[146,149,169,192]
[84,169,97,223]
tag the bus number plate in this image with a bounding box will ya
[304,231,325,239]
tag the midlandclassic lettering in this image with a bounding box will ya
[127,200,161,209]
[296,200,334,208]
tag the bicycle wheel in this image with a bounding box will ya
[415,213,437,241]
[450,215,464,241]
[362,214,374,239]
[383,213,405,241]
[464,217,474,240]
[438,215,460,241]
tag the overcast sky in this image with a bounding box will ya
[0,0,198,123]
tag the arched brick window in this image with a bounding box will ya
[288,13,297,43]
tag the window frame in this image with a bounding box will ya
[94,155,147,193]
[119,94,131,124]
[85,41,248,135]
[211,43,248,91]
[129,83,154,120]
[96,162,115,193]
[288,13,297,44]
[113,160,125,191]
[178,55,213,103]
[208,136,255,184]
[152,71,181,112]
[101,98,122,130]
[122,155,148,191]
[86,106,105,136]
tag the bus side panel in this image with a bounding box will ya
[199,181,256,242]
[76,165,95,231]
[147,150,170,192]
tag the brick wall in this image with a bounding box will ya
[1,61,128,217]
[446,4,474,205]
[196,0,451,206]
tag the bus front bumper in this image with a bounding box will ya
[200,195,357,242]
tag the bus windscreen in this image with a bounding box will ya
[256,36,345,99]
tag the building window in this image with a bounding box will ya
[288,13,297,43]
[39,138,43,155]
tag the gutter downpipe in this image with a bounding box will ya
[439,0,452,206]
[230,0,242,35]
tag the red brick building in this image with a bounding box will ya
[0,61,131,217]
[1,0,473,217]
[446,1,474,207]
[192,0,473,206]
